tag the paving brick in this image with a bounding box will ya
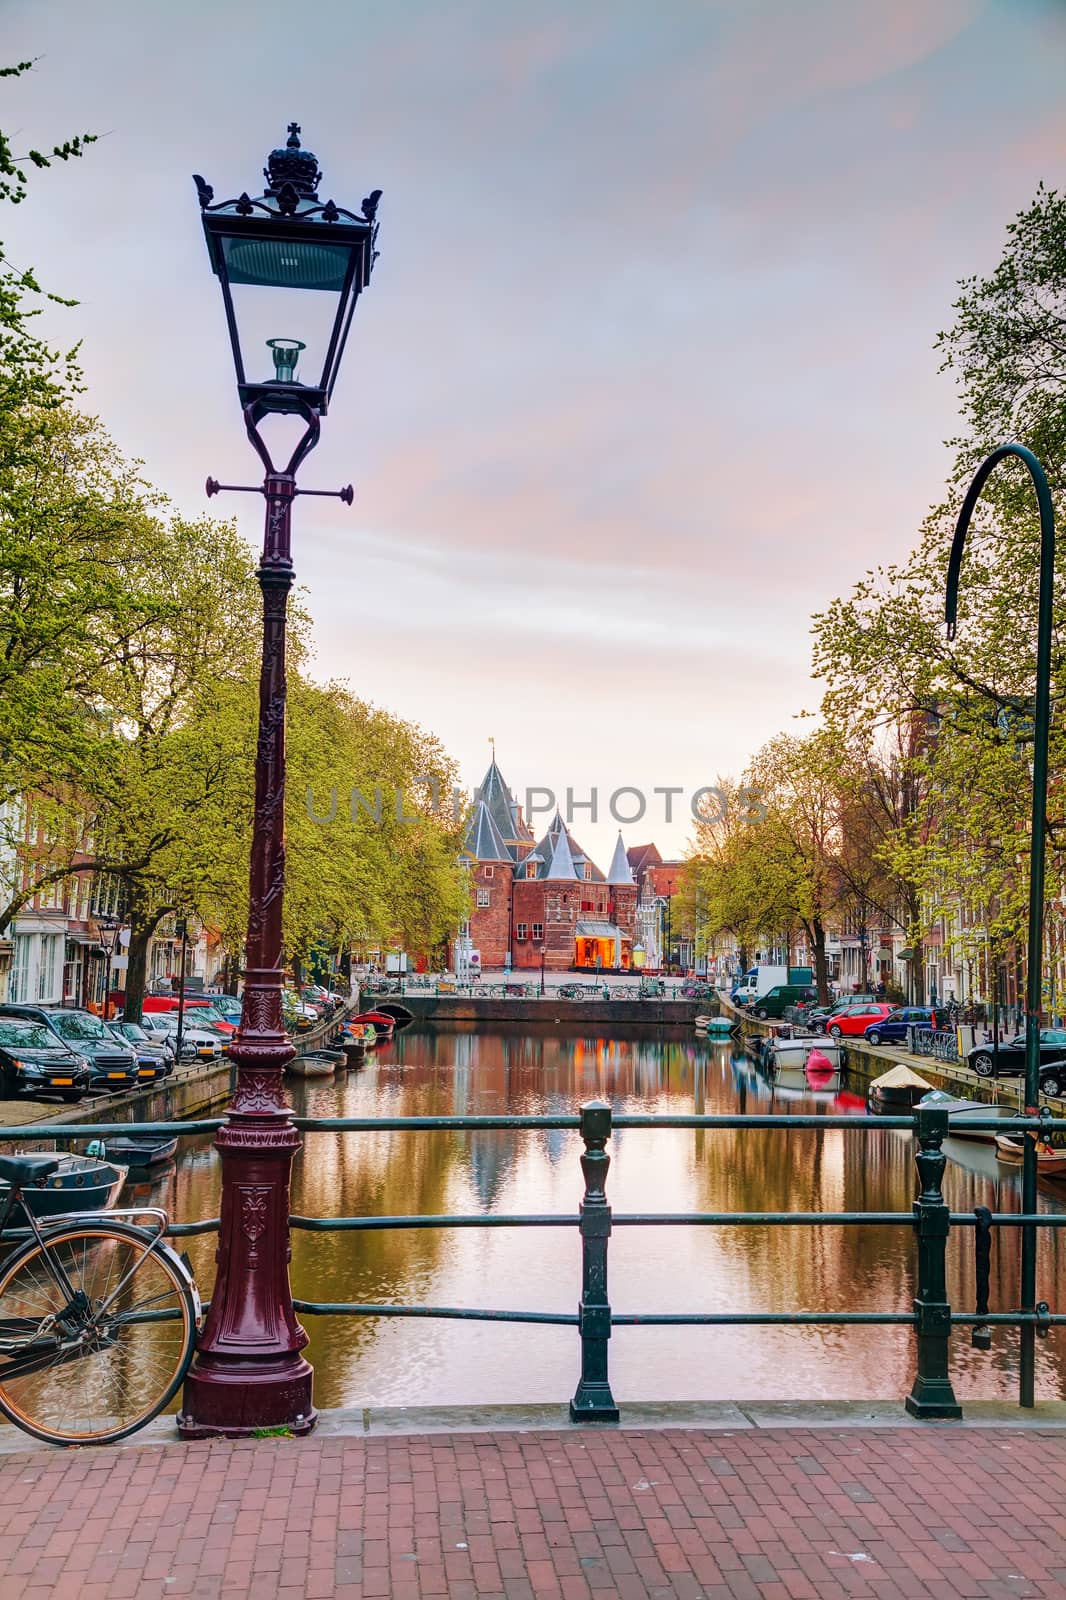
[3,1424,1066,1599]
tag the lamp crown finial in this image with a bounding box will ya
[264,124,321,199]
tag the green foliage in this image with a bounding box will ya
[0,61,96,208]
[811,181,1066,988]
[0,66,466,1004]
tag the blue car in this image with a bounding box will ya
[863,1006,934,1046]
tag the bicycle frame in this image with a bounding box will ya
[0,1197,180,1366]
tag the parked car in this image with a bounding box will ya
[864,1007,936,1046]
[0,1005,139,1092]
[107,1020,174,1081]
[968,1028,1066,1085]
[138,1012,184,1049]
[152,1016,224,1062]
[142,995,237,1039]
[208,994,243,1024]
[751,984,818,1020]
[0,1015,91,1100]
[825,1002,896,1039]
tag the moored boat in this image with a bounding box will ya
[868,1065,935,1115]
[695,1014,734,1035]
[0,1153,126,1219]
[994,1134,1066,1173]
[286,1053,336,1079]
[372,1002,414,1031]
[766,1035,843,1071]
[349,1009,395,1037]
[92,1133,178,1169]
[917,1088,1017,1143]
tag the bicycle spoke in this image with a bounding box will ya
[0,1226,194,1444]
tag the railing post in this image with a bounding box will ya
[570,1098,619,1422]
[905,1104,962,1419]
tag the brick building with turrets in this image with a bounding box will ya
[454,759,640,973]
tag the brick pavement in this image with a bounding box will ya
[1,1425,1065,1599]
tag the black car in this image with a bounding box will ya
[967,1028,1066,1086]
[0,1015,91,1100]
[107,1021,174,1081]
[0,1005,139,1092]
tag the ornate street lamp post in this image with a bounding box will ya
[178,125,380,1437]
[946,442,1056,1408]
[97,915,122,1021]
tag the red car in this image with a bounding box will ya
[825,1002,895,1038]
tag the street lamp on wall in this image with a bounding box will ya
[179,125,380,1441]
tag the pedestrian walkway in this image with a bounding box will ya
[2,1412,1066,1599]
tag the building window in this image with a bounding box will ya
[584,864,591,880]
[516,923,528,941]
[37,933,60,1001]
[476,887,490,907]
[532,923,543,941]
[483,866,494,879]
[526,862,537,879]
[9,934,29,1003]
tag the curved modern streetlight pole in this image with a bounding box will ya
[945,441,1056,1408]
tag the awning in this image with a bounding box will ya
[576,921,629,940]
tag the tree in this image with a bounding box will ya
[813,183,1066,989]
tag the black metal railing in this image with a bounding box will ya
[1,1101,1061,1419]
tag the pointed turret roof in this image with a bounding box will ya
[606,832,635,885]
[544,826,579,880]
[463,799,512,863]
[474,757,533,854]
[531,811,605,881]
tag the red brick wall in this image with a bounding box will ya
[468,862,514,967]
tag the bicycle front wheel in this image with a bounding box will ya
[0,1221,197,1446]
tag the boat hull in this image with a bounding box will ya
[869,1086,928,1112]
[99,1135,178,1168]
[286,1056,335,1079]
[767,1037,843,1070]
[995,1135,1066,1172]
[1,1157,126,1219]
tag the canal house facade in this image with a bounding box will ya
[456,760,640,973]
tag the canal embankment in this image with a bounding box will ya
[720,992,1064,1108]
[0,997,360,1150]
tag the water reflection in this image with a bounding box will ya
[137,1029,1066,1407]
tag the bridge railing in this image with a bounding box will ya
[0,1102,1057,1419]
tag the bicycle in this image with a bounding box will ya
[0,1152,200,1446]
[557,983,586,1001]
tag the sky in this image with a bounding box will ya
[3,0,1065,866]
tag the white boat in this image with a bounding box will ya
[695,1014,734,1035]
[765,1035,843,1070]
[285,1054,335,1079]
[917,1089,1017,1143]
[868,1065,934,1113]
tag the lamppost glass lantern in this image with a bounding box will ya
[97,915,122,1020]
[195,123,379,417]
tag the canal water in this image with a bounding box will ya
[140,1027,1066,1408]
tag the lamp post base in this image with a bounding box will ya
[178,1053,314,1439]
[178,1356,316,1438]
